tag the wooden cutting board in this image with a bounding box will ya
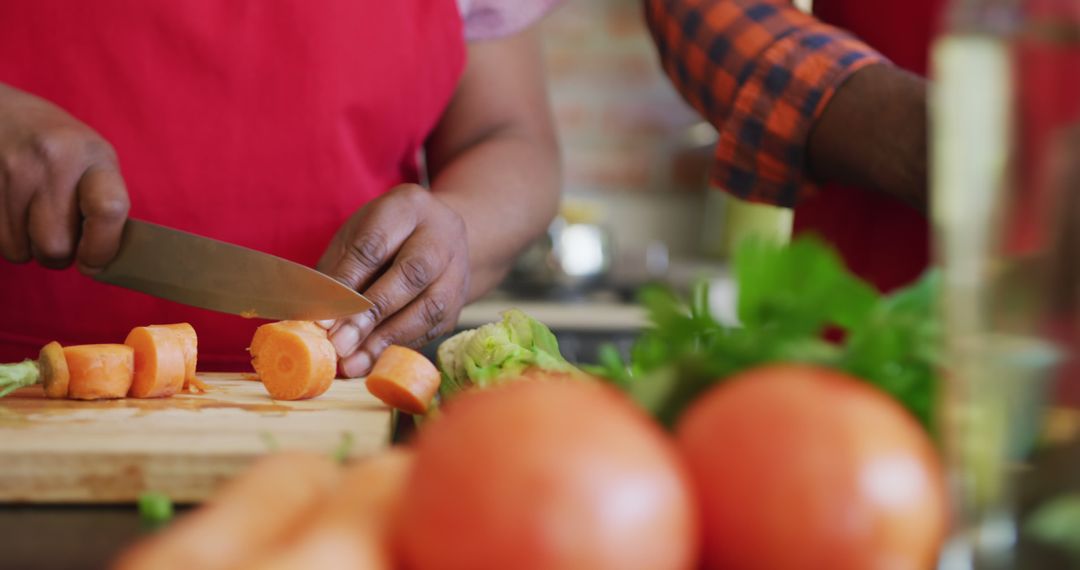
[0,373,393,504]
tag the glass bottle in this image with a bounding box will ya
[931,0,1080,567]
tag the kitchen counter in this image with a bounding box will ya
[458,269,738,333]
[457,299,648,331]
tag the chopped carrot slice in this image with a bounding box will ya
[250,321,335,401]
[126,326,186,399]
[39,341,70,399]
[151,323,198,389]
[365,345,440,415]
[64,344,134,400]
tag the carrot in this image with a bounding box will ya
[365,345,440,415]
[65,344,135,400]
[39,341,71,399]
[151,323,198,388]
[125,326,187,399]
[238,450,415,570]
[250,321,335,401]
[113,451,341,570]
[0,340,72,398]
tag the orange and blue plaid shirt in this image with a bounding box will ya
[645,0,886,207]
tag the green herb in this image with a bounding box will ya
[1026,493,1080,560]
[258,431,280,452]
[331,431,355,464]
[591,237,940,430]
[138,491,174,528]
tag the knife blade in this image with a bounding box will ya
[94,219,373,321]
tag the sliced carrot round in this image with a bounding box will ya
[251,322,335,401]
[64,344,134,400]
[152,323,198,383]
[38,341,70,399]
[365,345,440,415]
[126,326,186,399]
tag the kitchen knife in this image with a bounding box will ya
[94,219,373,320]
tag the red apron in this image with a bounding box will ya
[0,1,466,367]
[798,0,942,294]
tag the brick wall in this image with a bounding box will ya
[539,0,713,197]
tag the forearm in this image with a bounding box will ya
[425,27,560,302]
[431,128,560,301]
[806,63,928,210]
[645,0,896,206]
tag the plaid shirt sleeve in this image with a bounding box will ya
[645,0,887,207]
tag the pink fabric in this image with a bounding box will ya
[457,0,562,40]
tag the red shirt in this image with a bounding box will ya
[0,1,466,366]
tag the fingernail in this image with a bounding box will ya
[330,324,360,356]
[354,311,375,334]
[343,351,372,378]
[315,320,335,329]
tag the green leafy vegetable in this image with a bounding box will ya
[1026,493,1080,560]
[331,431,354,464]
[591,237,941,429]
[258,431,280,452]
[436,309,582,402]
[138,491,174,528]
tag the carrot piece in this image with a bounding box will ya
[151,323,198,386]
[64,344,134,400]
[125,326,186,399]
[39,341,70,399]
[365,345,440,415]
[250,321,335,401]
[238,450,415,570]
[112,451,341,570]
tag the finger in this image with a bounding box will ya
[329,232,449,360]
[27,188,79,269]
[0,156,38,263]
[74,163,130,274]
[327,309,374,361]
[26,158,84,268]
[327,193,420,293]
[355,221,454,324]
[341,263,466,378]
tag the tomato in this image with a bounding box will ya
[676,364,947,570]
[397,378,700,570]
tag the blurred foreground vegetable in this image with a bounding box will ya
[114,452,340,570]
[397,377,699,570]
[240,450,414,570]
[677,365,947,569]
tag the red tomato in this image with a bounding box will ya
[676,364,947,570]
[397,378,700,570]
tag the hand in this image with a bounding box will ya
[317,184,470,377]
[0,83,130,272]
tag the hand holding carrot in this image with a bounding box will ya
[0,82,130,273]
[316,184,469,378]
